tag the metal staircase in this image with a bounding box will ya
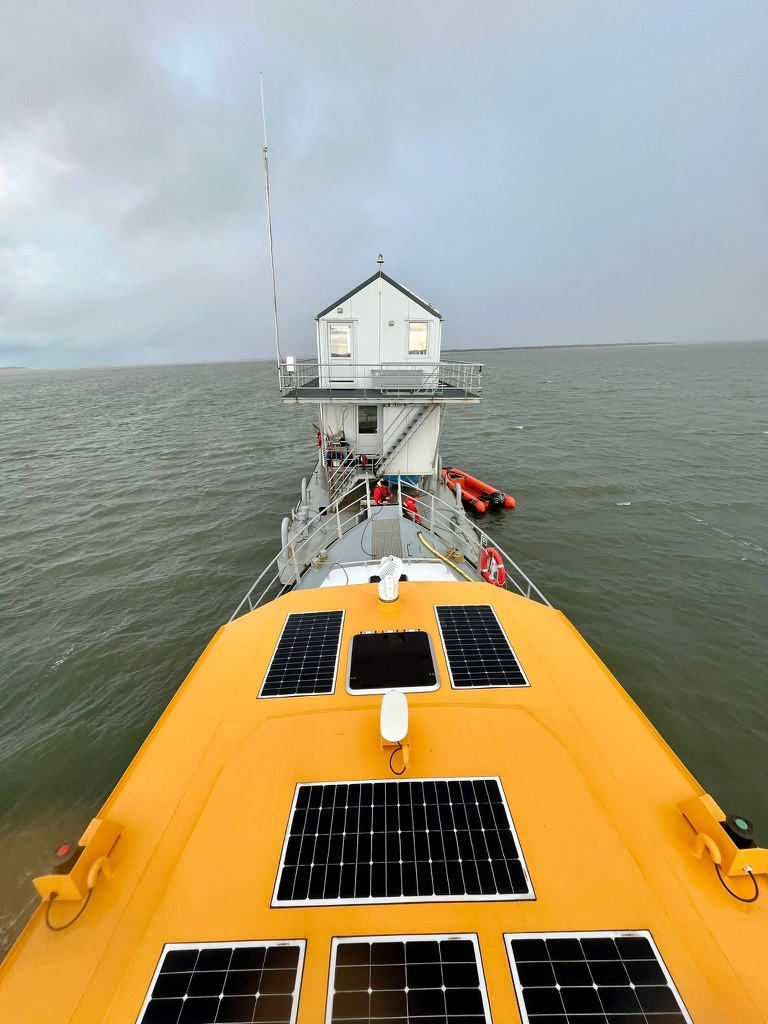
[328,405,434,501]
[377,405,433,472]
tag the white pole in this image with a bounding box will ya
[260,73,282,364]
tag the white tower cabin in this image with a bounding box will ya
[278,262,482,507]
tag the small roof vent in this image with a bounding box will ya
[377,555,403,603]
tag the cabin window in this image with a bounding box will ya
[330,323,351,357]
[408,321,428,355]
[358,406,378,434]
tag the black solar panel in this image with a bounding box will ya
[136,941,305,1024]
[328,935,492,1024]
[259,611,344,698]
[506,930,693,1024]
[435,605,529,688]
[273,777,533,906]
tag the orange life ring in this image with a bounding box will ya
[480,547,506,587]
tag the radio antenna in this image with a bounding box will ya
[260,72,282,364]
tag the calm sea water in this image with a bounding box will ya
[1,342,766,952]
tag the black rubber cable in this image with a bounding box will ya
[327,562,349,585]
[44,888,93,932]
[714,862,759,904]
[389,742,407,776]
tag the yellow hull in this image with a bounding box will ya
[1,581,765,1022]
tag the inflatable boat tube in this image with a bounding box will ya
[446,468,515,509]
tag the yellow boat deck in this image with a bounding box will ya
[1,581,765,1023]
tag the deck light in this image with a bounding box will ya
[380,689,410,774]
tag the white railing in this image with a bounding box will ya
[229,479,549,620]
[329,444,362,500]
[277,360,482,398]
[405,485,551,605]
[229,488,368,619]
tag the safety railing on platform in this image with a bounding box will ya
[277,360,482,399]
[229,478,549,620]
[328,444,361,500]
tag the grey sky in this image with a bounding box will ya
[1,1,766,368]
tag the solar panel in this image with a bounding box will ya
[136,940,305,1024]
[273,777,534,906]
[435,605,529,688]
[505,930,694,1024]
[327,934,492,1024]
[259,611,344,698]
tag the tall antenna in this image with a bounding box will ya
[260,72,282,363]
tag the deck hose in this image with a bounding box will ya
[433,530,465,561]
[417,532,476,582]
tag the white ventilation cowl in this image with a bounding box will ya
[377,555,403,603]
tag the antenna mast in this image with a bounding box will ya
[260,73,282,363]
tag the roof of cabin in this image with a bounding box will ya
[2,581,767,1023]
[316,270,443,320]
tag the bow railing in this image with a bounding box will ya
[229,479,550,619]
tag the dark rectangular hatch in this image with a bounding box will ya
[348,630,437,692]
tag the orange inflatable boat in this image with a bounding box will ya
[441,469,489,513]
[444,467,516,509]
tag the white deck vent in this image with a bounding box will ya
[377,555,403,603]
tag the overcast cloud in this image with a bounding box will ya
[1,0,766,367]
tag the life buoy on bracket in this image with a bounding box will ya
[480,547,506,587]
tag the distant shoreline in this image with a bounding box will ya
[444,339,766,353]
[2,337,765,372]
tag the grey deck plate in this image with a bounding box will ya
[371,518,403,557]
